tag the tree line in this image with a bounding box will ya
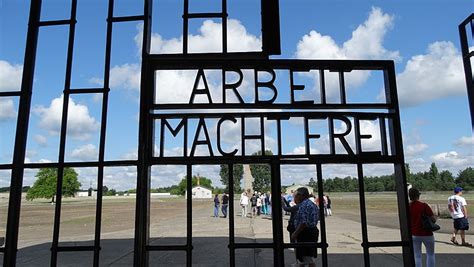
[307,164,473,192]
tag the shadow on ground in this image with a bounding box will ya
[3,237,473,266]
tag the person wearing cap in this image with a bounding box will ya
[448,186,471,246]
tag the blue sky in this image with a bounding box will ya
[0,0,473,191]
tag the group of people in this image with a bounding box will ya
[409,186,470,267]
[239,191,272,218]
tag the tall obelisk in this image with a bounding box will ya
[243,164,254,194]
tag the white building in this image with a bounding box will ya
[186,186,212,199]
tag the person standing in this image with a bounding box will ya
[221,192,229,218]
[256,194,262,216]
[261,193,267,215]
[326,195,332,216]
[409,188,436,267]
[213,194,220,218]
[240,192,249,217]
[251,193,258,218]
[290,187,319,267]
[448,187,471,246]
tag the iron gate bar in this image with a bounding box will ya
[319,69,327,104]
[150,52,267,60]
[3,0,41,264]
[459,13,474,129]
[384,62,414,266]
[134,0,152,265]
[92,0,117,264]
[21,160,138,168]
[270,160,284,266]
[316,164,328,267]
[69,88,110,94]
[56,246,96,252]
[0,92,22,97]
[228,163,235,266]
[108,15,146,22]
[186,164,193,267]
[261,0,281,55]
[51,1,78,265]
[356,164,371,266]
[38,19,75,27]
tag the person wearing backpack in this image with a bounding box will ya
[409,188,437,267]
[250,193,258,218]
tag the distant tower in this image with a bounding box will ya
[243,165,254,194]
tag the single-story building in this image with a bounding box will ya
[185,186,212,199]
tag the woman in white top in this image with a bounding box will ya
[240,192,249,217]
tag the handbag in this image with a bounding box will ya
[421,204,440,232]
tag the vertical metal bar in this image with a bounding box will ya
[51,1,78,265]
[384,62,414,266]
[459,15,474,130]
[304,118,310,156]
[261,0,281,55]
[276,119,282,157]
[319,70,326,105]
[134,0,153,265]
[316,164,328,267]
[3,1,42,266]
[270,160,284,266]
[356,164,370,267]
[379,116,388,156]
[222,0,227,53]
[339,71,346,105]
[241,116,246,156]
[260,115,265,155]
[354,118,362,154]
[93,0,115,265]
[228,164,235,266]
[183,0,189,54]
[186,165,193,267]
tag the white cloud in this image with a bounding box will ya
[396,41,465,106]
[33,95,100,140]
[0,98,17,121]
[0,60,22,92]
[295,7,399,101]
[405,143,428,157]
[454,135,474,147]
[33,134,48,147]
[296,7,399,60]
[430,151,473,173]
[70,144,98,161]
[134,19,261,54]
[91,63,141,91]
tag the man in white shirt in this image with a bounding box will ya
[240,192,249,217]
[448,186,471,246]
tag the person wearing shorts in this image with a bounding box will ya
[448,186,471,246]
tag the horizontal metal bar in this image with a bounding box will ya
[38,19,74,26]
[108,15,146,23]
[69,88,110,94]
[0,92,21,97]
[185,12,227,19]
[363,241,410,248]
[463,51,474,59]
[151,155,399,165]
[146,245,192,251]
[459,13,474,27]
[0,164,13,170]
[149,52,267,61]
[22,160,137,169]
[232,243,274,249]
[282,242,328,249]
[149,58,394,71]
[153,103,391,110]
[151,111,394,119]
[54,245,97,252]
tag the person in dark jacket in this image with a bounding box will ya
[221,192,229,218]
[213,194,220,218]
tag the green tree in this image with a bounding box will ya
[26,168,81,202]
[219,164,243,193]
[456,167,474,191]
[250,150,273,193]
[308,178,317,191]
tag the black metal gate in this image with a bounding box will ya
[1,1,415,266]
